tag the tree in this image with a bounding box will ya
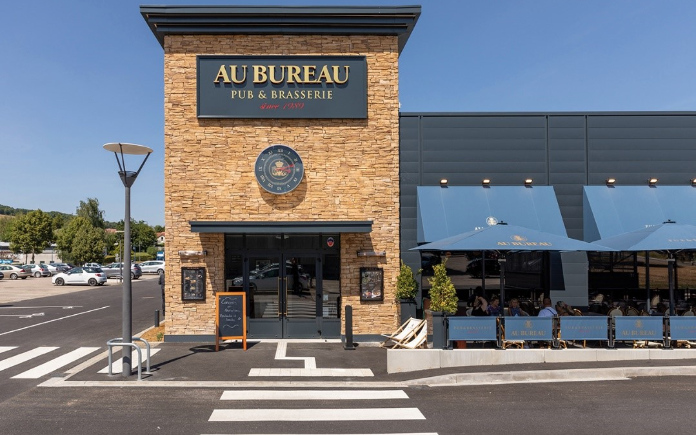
[56,216,105,264]
[0,216,15,241]
[8,210,54,263]
[70,226,106,265]
[153,225,165,233]
[77,198,105,229]
[132,221,157,252]
[428,258,458,314]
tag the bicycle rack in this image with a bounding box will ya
[106,337,152,381]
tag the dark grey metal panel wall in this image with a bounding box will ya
[587,115,696,186]
[548,115,587,240]
[399,112,696,305]
[399,116,421,273]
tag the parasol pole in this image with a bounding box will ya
[499,253,506,317]
[668,252,675,316]
[645,251,650,313]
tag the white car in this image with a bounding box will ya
[139,260,165,275]
[52,267,107,286]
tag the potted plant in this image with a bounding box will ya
[427,258,458,349]
[396,260,420,324]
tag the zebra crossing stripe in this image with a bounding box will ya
[12,347,100,379]
[0,347,58,372]
[97,348,161,374]
[209,408,426,422]
[220,390,409,401]
[0,346,17,355]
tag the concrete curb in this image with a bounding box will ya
[404,365,696,387]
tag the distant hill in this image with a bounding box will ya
[0,204,118,227]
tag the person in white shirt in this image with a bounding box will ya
[537,297,558,317]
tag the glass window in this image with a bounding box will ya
[322,254,340,318]
[285,235,319,250]
[246,235,281,250]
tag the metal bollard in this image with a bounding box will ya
[344,305,355,350]
[154,310,160,328]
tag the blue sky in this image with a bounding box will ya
[2,0,695,227]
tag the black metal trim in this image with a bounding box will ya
[190,220,373,234]
[141,5,421,53]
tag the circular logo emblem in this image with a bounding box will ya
[255,144,304,194]
[486,216,498,226]
[326,237,335,248]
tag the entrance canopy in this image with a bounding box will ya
[583,186,696,241]
[416,186,568,244]
[190,221,372,234]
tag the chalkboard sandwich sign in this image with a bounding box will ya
[216,292,247,351]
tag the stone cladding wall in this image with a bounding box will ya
[162,34,400,337]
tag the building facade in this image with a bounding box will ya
[142,5,420,341]
[143,5,696,342]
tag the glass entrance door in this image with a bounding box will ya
[246,254,320,338]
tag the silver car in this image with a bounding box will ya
[139,260,165,275]
[101,262,142,279]
[22,264,52,278]
[0,265,30,280]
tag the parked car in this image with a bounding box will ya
[241,262,310,293]
[0,271,4,280]
[51,263,73,273]
[83,262,102,269]
[101,262,142,279]
[0,265,30,280]
[22,264,52,278]
[52,266,107,286]
[139,260,165,275]
[44,264,60,275]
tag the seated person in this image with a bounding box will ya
[556,301,575,316]
[471,296,489,316]
[507,298,529,316]
[487,295,502,316]
[537,297,558,317]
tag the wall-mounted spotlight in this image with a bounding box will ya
[691,178,696,187]
[482,179,491,187]
[440,179,448,187]
[606,178,616,187]
[524,178,533,187]
[648,178,658,187]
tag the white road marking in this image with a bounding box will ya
[12,347,100,379]
[209,407,426,422]
[0,306,81,309]
[0,346,17,354]
[0,347,58,372]
[98,348,161,373]
[0,306,109,337]
[274,341,317,369]
[220,390,409,401]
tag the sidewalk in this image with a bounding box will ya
[40,339,696,389]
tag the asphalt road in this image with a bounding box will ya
[0,377,693,434]
[2,276,695,435]
[0,275,161,403]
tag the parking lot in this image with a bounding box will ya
[0,274,159,304]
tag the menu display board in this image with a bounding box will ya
[216,292,247,351]
[181,267,206,301]
[360,267,383,301]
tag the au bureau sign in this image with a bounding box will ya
[197,55,367,119]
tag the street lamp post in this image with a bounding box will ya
[103,142,152,377]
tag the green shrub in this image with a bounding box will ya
[428,258,458,314]
[395,260,420,301]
